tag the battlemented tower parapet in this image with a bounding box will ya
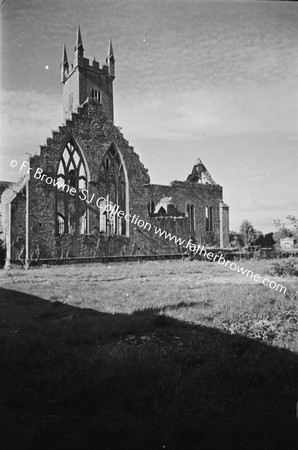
[61,26,115,122]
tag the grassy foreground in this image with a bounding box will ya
[0,259,297,450]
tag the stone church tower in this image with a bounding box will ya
[61,26,115,122]
[0,28,229,268]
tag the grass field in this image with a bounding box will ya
[0,259,297,449]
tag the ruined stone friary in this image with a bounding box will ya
[0,27,229,266]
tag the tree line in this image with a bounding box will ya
[229,216,298,250]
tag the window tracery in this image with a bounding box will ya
[56,142,87,235]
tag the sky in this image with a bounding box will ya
[1,0,298,233]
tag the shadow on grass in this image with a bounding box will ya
[0,287,297,450]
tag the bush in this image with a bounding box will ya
[267,258,298,277]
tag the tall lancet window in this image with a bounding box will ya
[98,145,127,235]
[56,142,88,235]
[187,204,195,232]
[206,206,213,232]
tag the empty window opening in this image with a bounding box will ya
[148,201,155,215]
[91,89,101,102]
[187,204,195,232]
[94,145,127,236]
[56,142,88,235]
[206,206,213,232]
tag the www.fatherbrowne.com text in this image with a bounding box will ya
[19,160,287,294]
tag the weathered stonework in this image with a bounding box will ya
[0,29,229,265]
[148,182,224,248]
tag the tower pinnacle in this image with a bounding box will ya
[60,44,69,83]
[75,25,84,51]
[108,38,114,61]
[107,38,115,78]
[74,25,84,67]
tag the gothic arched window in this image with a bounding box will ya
[187,204,195,232]
[98,145,127,235]
[56,142,88,235]
[148,201,155,216]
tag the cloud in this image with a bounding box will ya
[1,89,62,148]
[3,0,298,96]
[0,90,62,180]
[116,81,298,142]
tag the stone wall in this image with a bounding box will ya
[220,202,230,248]
[11,190,26,259]
[0,181,12,243]
[147,182,225,247]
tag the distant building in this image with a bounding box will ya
[280,237,296,250]
[0,27,229,267]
